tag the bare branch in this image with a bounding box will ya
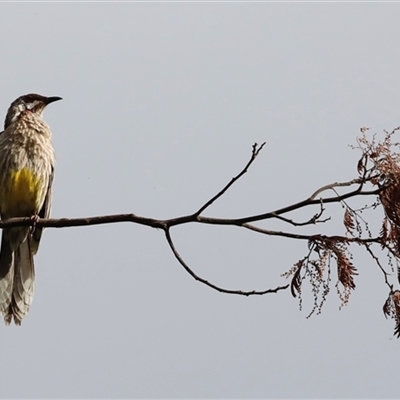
[0,184,380,232]
[271,200,329,227]
[309,178,366,200]
[0,214,166,230]
[363,243,393,291]
[164,228,288,296]
[194,142,266,216]
[243,223,382,248]
[243,223,318,241]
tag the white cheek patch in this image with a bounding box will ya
[9,103,26,123]
[10,102,33,124]
[26,101,38,110]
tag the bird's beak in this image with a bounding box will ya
[45,96,63,105]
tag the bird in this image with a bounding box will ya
[0,93,61,325]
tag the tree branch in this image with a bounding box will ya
[194,142,266,216]
[164,227,289,296]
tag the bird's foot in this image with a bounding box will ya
[30,214,39,232]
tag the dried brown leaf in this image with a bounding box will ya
[357,158,364,174]
[395,322,400,338]
[393,291,400,338]
[371,177,379,186]
[398,264,400,285]
[290,263,302,298]
[379,218,388,247]
[383,295,392,319]
[380,184,400,238]
[383,291,400,338]
[343,209,355,234]
[336,251,357,290]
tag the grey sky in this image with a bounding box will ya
[0,3,399,398]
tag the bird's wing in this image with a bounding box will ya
[31,167,54,255]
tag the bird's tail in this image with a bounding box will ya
[0,235,35,325]
[0,235,15,323]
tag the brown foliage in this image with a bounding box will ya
[284,238,357,316]
[280,128,400,336]
[383,291,400,338]
[343,209,355,234]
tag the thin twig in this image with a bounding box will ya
[242,223,381,244]
[194,142,266,216]
[164,228,288,296]
[363,242,393,290]
[309,178,365,200]
[271,200,329,226]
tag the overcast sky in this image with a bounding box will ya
[0,3,399,398]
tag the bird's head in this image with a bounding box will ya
[4,93,62,129]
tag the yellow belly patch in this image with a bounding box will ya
[1,168,42,216]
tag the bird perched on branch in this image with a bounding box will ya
[0,93,61,325]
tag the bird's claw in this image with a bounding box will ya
[30,214,39,231]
